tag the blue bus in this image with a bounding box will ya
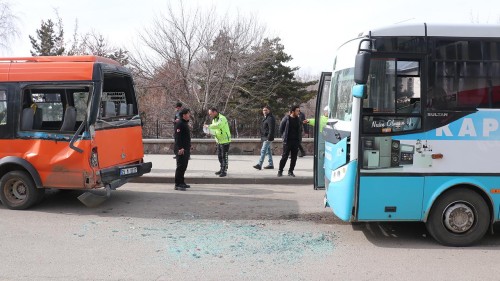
[314,23,500,246]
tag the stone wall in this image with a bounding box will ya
[143,138,314,155]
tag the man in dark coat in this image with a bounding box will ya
[278,105,302,177]
[174,108,191,191]
[253,105,276,170]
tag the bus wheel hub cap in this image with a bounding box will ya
[444,203,474,233]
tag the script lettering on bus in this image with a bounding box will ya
[372,121,386,128]
[436,118,499,137]
[371,119,406,128]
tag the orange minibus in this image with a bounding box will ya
[0,56,152,209]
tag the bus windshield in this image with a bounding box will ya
[330,39,359,122]
[330,68,355,121]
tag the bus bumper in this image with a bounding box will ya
[99,162,153,189]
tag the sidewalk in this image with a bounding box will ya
[131,154,314,185]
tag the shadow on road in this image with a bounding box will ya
[9,186,330,223]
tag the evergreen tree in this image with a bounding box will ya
[29,19,65,56]
[238,37,317,119]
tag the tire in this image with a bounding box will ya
[0,171,43,210]
[426,188,490,247]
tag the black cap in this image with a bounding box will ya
[175,102,183,108]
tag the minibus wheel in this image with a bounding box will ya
[0,171,43,210]
[426,188,490,247]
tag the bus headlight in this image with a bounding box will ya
[331,166,348,182]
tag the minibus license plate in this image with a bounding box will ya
[120,167,138,176]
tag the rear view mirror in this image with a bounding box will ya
[354,52,371,84]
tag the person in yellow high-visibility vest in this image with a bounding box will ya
[303,106,328,132]
[303,106,328,185]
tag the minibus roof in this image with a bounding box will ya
[0,56,122,82]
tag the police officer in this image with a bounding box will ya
[174,108,191,191]
[204,107,231,177]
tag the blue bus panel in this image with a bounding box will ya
[358,176,424,220]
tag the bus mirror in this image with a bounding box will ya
[352,84,367,99]
[354,51,371,84]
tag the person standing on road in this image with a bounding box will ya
[304,106,329,184]
[303,106,329,133]
[253,105,275,170]
[278,105,302,177]
[204,107,231,177]
[174,108,192,191]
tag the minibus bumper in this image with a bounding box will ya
[99,162,153,189]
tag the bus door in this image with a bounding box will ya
[313,72,332,189]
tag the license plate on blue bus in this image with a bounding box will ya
[120,167,138,176]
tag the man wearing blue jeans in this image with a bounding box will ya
[253,105,276,170]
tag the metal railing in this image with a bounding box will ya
[141,119,314,139]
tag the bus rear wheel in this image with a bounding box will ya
[426,188,490,247]
[0,171,44,210]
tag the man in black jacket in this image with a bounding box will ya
[278,105,302,177]
[174,108,191,191]
[253,105,276,170]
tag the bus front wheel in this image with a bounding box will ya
[426,188,490,247]
[0,171,44,210]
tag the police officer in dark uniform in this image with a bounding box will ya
[172,102,183,159]
[174,108,191,191]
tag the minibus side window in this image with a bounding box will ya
[21,86,90,132]
[27,91,63,130]
[0,90,6,126]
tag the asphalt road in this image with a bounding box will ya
[1,183,500,280]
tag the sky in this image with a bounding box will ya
[3,0,500,76]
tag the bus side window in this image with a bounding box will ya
[404,100,421,131]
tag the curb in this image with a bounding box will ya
[130,176,313,185]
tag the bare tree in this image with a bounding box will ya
[0,0,18,51]
[130,1,268,136]
[67,24,129,65]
